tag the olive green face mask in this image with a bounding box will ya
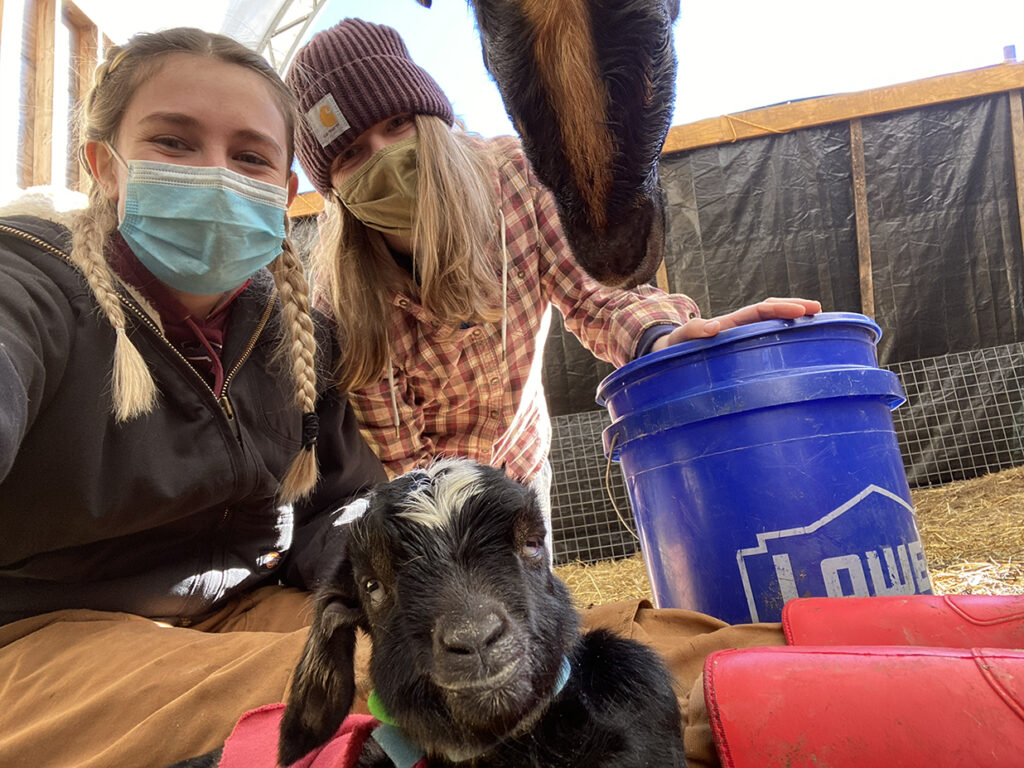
[334,136,418,238]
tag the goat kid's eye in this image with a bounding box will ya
[521,538,544,559]
[363,578,385,606]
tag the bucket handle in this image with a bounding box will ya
[605,432,639,541]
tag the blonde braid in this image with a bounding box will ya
[271,229,320,503]
[70,192,159,421]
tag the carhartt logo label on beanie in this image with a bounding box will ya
[306,93,350,148]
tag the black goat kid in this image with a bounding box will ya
[287,459,685,766]
[173,459,686,767]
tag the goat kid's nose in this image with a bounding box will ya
[437,608,509,657]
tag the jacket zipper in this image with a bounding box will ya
[1,223,277,438]
[215,293,277,443]
[0,223,68,259]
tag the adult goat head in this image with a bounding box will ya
[419,0,680,288]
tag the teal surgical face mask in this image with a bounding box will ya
[108,145,288,296]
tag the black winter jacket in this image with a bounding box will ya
[0,214,386,625]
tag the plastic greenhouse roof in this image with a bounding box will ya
[71,0,329,74]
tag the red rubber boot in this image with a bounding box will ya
[704,644,1024,768]
[782,594,1024,647]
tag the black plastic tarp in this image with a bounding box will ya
[863,96,1024,363]
[542,92,1024,419]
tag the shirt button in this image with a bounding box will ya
[398,298,410,308]
[517,269,526,279]
[489,409,500,418]
[489,376,500,386]
[472,328,483,338]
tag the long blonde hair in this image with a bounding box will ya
[74,27,318,503]
[311,115,504,392]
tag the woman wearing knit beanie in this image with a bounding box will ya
[286,18,820,527]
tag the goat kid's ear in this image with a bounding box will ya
[279,562,364,766]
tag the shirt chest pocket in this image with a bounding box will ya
[403,324,503,414]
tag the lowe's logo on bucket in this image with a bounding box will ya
[736,485,933,623]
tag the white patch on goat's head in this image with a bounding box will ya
[333,496,370,527]
[397,458,485,530]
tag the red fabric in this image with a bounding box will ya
[219,705,377,768]
[704,645,1024,768]
[783,594,1024,648]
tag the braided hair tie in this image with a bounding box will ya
[301,412,319,451]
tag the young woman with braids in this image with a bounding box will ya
[0,27,385,766]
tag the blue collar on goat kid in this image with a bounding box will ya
[419,0,681,289]
[279,458,687,767]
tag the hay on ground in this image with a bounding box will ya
[556,464,1024,608]
[912,464,1024,595]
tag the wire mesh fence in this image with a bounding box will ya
[549,341,1024,565]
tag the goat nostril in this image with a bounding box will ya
[440,612,508,655]
[482,613,507,648]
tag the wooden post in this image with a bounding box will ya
[30,0,56,186]
[67,1,99,192]
[1010,89,1024,264]
[655,259,670,292]
[1007,89,1024,337]
[849,118,874,318]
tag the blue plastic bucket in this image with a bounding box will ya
[596,312,933,624]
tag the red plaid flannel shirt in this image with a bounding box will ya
[349,136,700,482]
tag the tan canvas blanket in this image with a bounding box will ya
[0,589,783,767]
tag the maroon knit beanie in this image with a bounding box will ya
[286,18,454,196]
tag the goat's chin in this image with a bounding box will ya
[442,671,535,727]
[417,657,559,761]
[427,684,555,763]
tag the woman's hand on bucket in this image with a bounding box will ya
[651,298,822,353]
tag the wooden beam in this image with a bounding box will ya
[655,259,669,292]
[65,1,98,192]
[664,61,1024,155]
[288,190,325,219]
[849,118,874,319]
[1011,90,1024,254]
[30,0,56,186]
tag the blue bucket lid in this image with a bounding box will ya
[602,367,906,459]
[596,312,882,407]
